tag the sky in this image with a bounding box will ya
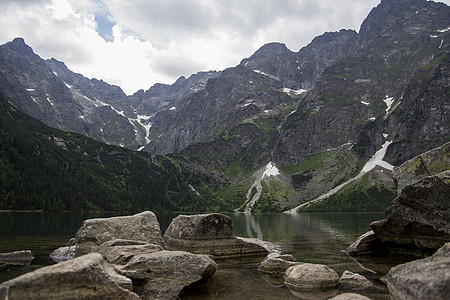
[1,0,449,95]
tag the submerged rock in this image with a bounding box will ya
[116,250,217,300]
[0,250,34,266]
[339,270,373,290]
[371,171,450,256]
[164,213,271,262]
[0,253,140,299]
[385,242,450,300]
[75,211,165,256]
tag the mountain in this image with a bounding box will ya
[0,92,224,212]
[0,0,448,213]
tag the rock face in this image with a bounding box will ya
[116,250,217,300]
[0,253,140,300]
[163,213,269,262]
[339,270,373,290]
[393,141,450,194]
[370,170,450,256]
[385,242,450,300]
[75,211,165,256]
[0,250,34,265]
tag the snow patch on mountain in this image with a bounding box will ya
[286,141,394,214]
[282,87,307,95]
[383,95,394,117]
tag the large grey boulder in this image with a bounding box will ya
[163,213,270,262]
[0,253,140,300]
[385,242,450,300]
[75,211,165,256]
[370,171,450,256]
[0,250,34,265]
[116,250,217,300]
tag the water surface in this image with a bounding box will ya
[0,212,407,299]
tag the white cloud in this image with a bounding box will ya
[0,0,449,95]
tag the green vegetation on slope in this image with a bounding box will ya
[0,93,222,213]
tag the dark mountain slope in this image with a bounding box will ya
[0,93,222,212]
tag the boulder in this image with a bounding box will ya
[346,230,387,256]
[50,246,75,262]
[370,171,450,256]
[0,253,140,300]
[393,141,449,194]
[339,270,373,290]
[328,293,372,300]
[385,242,450,300]
[75,211,165,256]
[0,250,34,265]
[116,250,217,300]
[257,255,303,287]
[98,239,163,265]
[284,263,340,290]
[164,213,270,262]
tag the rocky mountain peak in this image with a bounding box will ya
[3,37,33,54]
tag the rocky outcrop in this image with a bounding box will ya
[164,213,271,262]
[0,250,34,265]
[370,170,450,256]
[284,263,340,299]
[385,242,450,300]
[116,250,217,300]
[393,141,450,194]
[75,211,165,256]
[339,270,373,290]
[346,230,387,256]
[0,253,140,300]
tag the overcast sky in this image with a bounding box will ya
[1,0,449,95]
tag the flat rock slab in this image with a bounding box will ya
[0,250,34,265]
[385,242,450,300]
[98,239,163,265]
[116,250,217,300]
[75,211,165,256]
[164,213,270,262]
[0,253,140,300]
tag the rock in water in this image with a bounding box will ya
[164,213,270,262]
[370,170,450,256]
[116,250,217,300]
[0,250,34,265]
[339,270,373,290]
[346,230,387,256]
[50,246,75,262]
[385,242,450,300]
[328,293,372,300]
[0,253,140,300]
[284,263,340,299]
[75,211,165,256]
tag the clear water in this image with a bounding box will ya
[0,211,411,299]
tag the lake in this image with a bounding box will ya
[0,211,409,299]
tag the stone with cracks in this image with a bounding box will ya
[75,211,165,256]
[0,253,139,300]
[116,250,217,300]
[385,242,450,300]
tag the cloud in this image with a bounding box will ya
[0,0,449,95]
